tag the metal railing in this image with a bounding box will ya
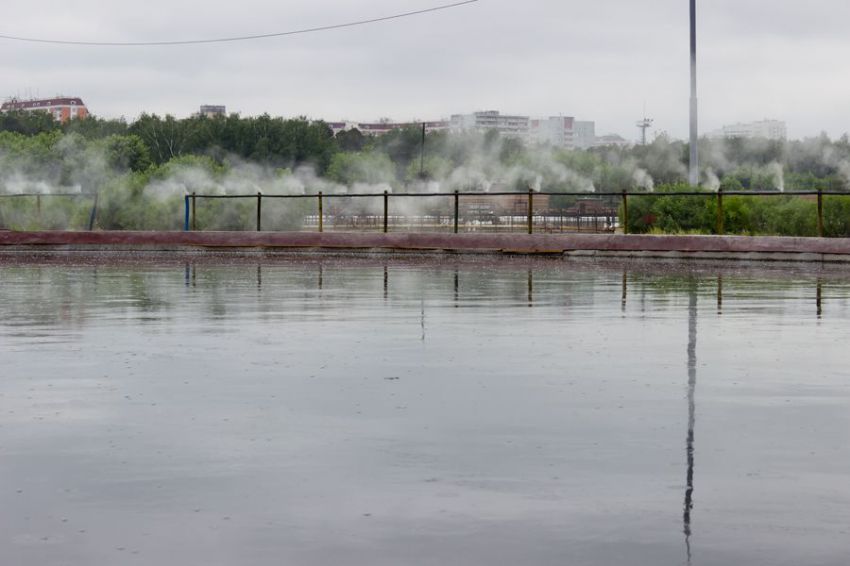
[183,189,620,234]
[182,188,849,237]
[1,189,846,237]
[0,192,99,230]
[616,189,843,237]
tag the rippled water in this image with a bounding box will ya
[1,254,848,566]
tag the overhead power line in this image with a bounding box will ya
[0,0,478,46]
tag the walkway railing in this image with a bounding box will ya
[0,192,99,230]
[184,189,620,234]
[182,189,848,237]
[1,189,847,237]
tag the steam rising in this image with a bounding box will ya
[1,128,849,230]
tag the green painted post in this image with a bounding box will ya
[383,190,388,233]
[716,188,724,235]
[622,191,629,235]
[256,192,262,231]
[318,192,324,233]
[454,190,459,234]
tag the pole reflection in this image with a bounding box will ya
[683,280,698,564]
[717,275,723,315]
[527,269,533,307]
[453,269,459,307]
[420,297,426,342]
[817,278,823,318]
[621,270,628,313]
[383,266,388,300]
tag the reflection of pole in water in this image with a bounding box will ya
[421,297,426,342]
[717,275,723,314]
[318,265,323,290]
[184,263,190,287]
[621,271,628,312]
[527,269,533,307]
[257,264,262,290]
[453,269,459,308]
[383,266,388,300]
[816,279,823,318]
[683,281,697,564]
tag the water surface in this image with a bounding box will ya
[1,254,848,566]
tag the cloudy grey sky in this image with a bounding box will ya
[1,0,848,141]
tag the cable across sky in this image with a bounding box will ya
[0,0,478,46]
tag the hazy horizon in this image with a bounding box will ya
[2,0,849,141]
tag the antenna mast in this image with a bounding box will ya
[637,116,654,145]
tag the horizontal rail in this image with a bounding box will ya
[0,193,93,198]
[4,191,845,199]
[185,190,850,199]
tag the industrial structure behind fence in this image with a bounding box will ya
[2,189,848,237]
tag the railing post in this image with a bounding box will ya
[87,192,99,231]
[454,190,459,234]
[256,192,262,231]
[716,188,724,235]
[191,192,197,231]
[318,191,324,233]
[817,189,824,237]
[622,191,629,235]
[184,195,190,231]
[383,190,389,233]
[527,188,534,235]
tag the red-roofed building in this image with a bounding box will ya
[1,97,89,123]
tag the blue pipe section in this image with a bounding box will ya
[184,195,190,231]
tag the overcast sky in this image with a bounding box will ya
[1,0,849,141]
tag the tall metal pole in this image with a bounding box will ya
[689,0,699,186]
[420,122,426,178]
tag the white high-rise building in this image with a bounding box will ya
[530,116,575,148]
[450,111,530,140]
[573,121,596,150]
[710,119,787,141]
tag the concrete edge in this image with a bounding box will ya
[1,231,850,263]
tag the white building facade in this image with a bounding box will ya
[573,121,596,150]
[450,111,531,140]
[710,119,787,141]
[529,116,575,148]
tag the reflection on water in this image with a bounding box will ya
[684,282,698,564]
[1,255,849,566]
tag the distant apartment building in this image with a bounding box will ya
[199,105,226,118]
[573,121,596,150]
[450,111,531,140]
[710,119,787,141]
[1,97,88,123]
[328,120,449,136]
[453,111,596,150]
[328,111,596,148]
[530,116,575,148]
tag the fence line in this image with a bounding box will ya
[1,189,847,237]
[0,192,99,230]
[182,189,848,237]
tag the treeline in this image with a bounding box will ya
[2,110,850,193]
[3,110,850,235]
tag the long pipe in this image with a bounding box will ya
[689,0,699,186]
